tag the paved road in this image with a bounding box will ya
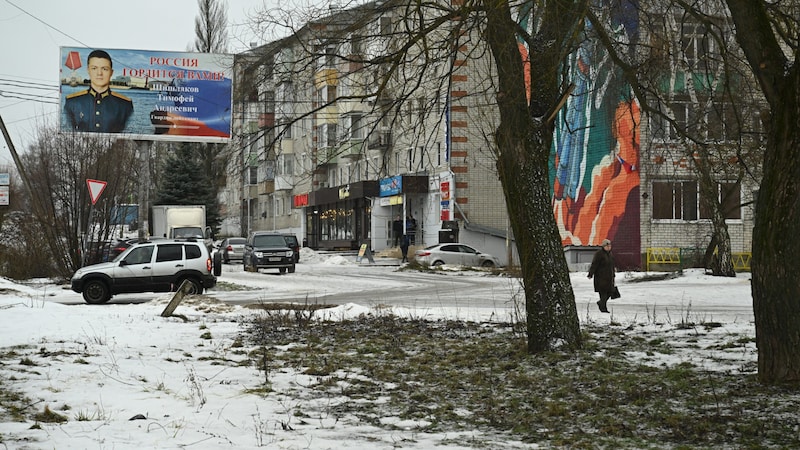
[53,256,754,324]
[210,260,522,321]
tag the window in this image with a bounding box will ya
[652,180,741,220]
[350,33,363,55]
[315,45,336,70]
[342,114,363,140]
[316,124,338,147]
[124,246,153,265]
[380,16,392,34]
[651,100,694,141]
[247,166,258,185]
[184,245,201,260]
[703,182,741,220]
[315,85,337,106]
[156,244,183,262]
[680,22,718,73]
[278,154,293,175]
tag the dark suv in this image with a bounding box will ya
[281,234,300,263]
[71,239,221,304]
[243,232,296,274]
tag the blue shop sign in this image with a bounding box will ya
[379,175,402,197]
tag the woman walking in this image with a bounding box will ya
[588,239,615,313]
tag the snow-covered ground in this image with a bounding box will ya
[0,251,755,449]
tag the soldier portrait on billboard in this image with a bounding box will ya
[64,50,133,133]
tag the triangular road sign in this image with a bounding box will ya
[86,179,107,205]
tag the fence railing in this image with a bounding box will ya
[645,247,751,272]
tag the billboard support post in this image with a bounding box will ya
[137,140,151,241]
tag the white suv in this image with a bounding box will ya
[71,239,221,304]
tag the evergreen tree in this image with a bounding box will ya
[154,144,221,233]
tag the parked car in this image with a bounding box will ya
[106,238,140,261]
[243,232,296,274]
[84,240,110,265]
[281,234,300,263]
[413,243,502,268]
[220,237,246,263]
[71,239,221,304]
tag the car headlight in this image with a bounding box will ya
[255,251,263,257]
[286,250,293,257]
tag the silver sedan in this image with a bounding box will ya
[220,237,246,263]
[413,243,502,268]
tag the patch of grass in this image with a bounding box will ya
[33,405,67,423]
[18,357,37,366]
[240,315,800,449]
[212,281,260,291]
[0,377,34,422]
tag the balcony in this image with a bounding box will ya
[319,139,366,162]
[275,174,294,191]
[340,139,365,159]
[258,180,275,195]
[368,130,391,149]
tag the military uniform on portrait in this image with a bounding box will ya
[64,88,133,133]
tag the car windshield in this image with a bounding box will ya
[228,238,245,245]
[173,227,203,239]
[252,235,286,247]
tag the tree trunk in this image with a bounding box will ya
[751,76,800,383]
[726,0,800,383]
[483,0,583,352]
[694,148,736,277]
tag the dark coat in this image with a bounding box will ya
[588,248,615,294]
[392,219,404,235]
[65,88,133,133]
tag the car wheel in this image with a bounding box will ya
[481,260,495,268]
[213,252,222,276]
[279,267,287,274]
[82,280,111,304]
[178,277,203,295]
[288,264,296,274]
[432,260,445,266]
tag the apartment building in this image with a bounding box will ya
[221,0,760,270]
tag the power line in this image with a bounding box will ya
[0,90,59,105]
[4,0,90,48]
[0,78,58,91]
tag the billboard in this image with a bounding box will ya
[59,47,233,142]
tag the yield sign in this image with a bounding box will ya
[86,179,107,205]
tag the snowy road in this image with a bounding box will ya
[50,249,754,325]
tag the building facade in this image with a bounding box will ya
[221,0,760,270]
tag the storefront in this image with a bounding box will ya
[298,181,379,250]
[372,175,429,251]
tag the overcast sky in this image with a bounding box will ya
[0,0,274,165]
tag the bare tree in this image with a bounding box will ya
[719,0,800,383]
[194,0,229,53]
[190,0,231,235]
[238,0,586,351]
[23,127,139,278]
[579,1,764,277]
[606,0,800,382]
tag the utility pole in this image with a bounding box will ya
[136,140,151,240]
[0,115,35,203]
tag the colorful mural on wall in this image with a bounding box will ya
[546,0,642,267]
